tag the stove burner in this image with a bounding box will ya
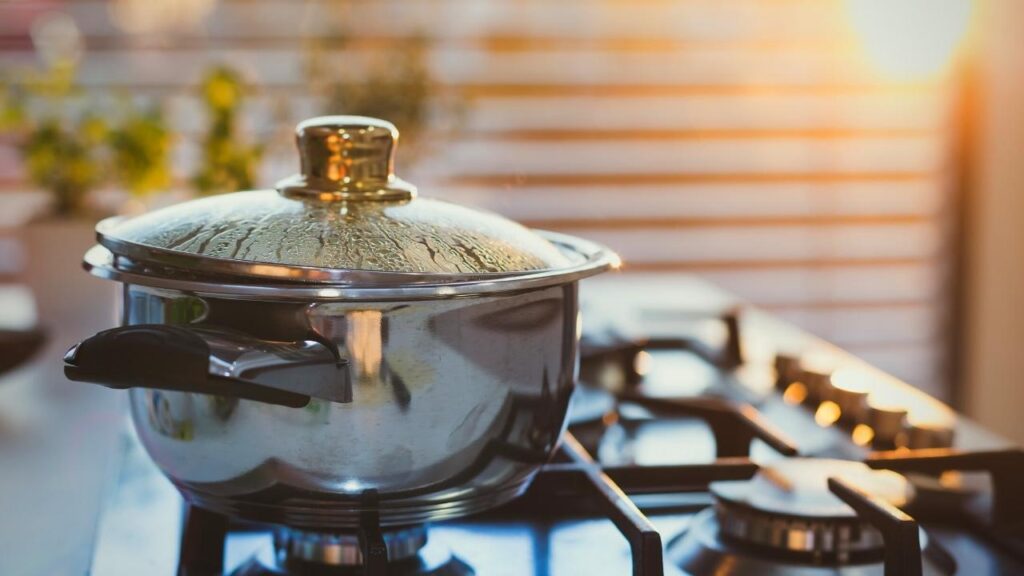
[667,458,955,575]
[711,459,910,558]
[230,525,472,575]
[275,525,428,566]
[666,508,953,576]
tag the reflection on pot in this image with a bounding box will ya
[145,389,194,440]
[346,309,384,384]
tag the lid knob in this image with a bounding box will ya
[276,116,416,201]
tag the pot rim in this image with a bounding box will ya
[84,230,620,301]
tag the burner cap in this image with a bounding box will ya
[274,525,427,566]
[710,458,913,557]
[667,508,955,576]
[713,458,910,518]
[231,525,472,575]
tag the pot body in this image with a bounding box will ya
[121,281,579,528]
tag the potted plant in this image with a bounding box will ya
[191,66,263,196]
[1,62,107,218]
[1,60,174,321]
[302,5,463,167]
[1,63,173,219]
[106,98,173,213]
[318,38,436,163]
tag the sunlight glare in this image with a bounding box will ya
[846,0,973,80]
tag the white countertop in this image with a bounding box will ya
[0,222,124,576]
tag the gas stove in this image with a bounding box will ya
[87,278,1024,575]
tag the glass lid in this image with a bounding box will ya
[96,116,572,283]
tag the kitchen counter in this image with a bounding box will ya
[0,222,123,576]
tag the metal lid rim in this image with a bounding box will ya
[96,216,590,284]
[82,231,620,300]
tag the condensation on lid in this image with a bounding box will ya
[100,190,571,275]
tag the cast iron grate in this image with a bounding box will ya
[174,308,1024,575]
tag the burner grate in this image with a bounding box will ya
[179,506,229,576]
[828,476,923,576]
[172,307,1024,575]
[561,434,664,576]
[173,422,1024,575]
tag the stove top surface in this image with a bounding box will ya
[91,433,1024,576]
[85,279,1024,575]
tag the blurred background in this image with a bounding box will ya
[0,0,1019,439]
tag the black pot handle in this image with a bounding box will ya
[64,325,314,408]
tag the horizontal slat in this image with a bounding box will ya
[463,93,949,132]
[434,180,946,221]
[433,137,944,177]
[155,92,953,136]
[0,90,949,143]
[0,135,948,183]
[0,46,900,88]
[772,304,942,346]
[589,266,945,308]
[441,173,942,187]
[0,171,950,226]
[0,0,850,44]
[572,223,941,264]
[519,216,929,229]
[696,264,944,305]
[460,129,940,141]
[455,84,946,98]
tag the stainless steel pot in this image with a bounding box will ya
[64,116,618,529]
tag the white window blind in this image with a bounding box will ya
[0,0,961,398]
